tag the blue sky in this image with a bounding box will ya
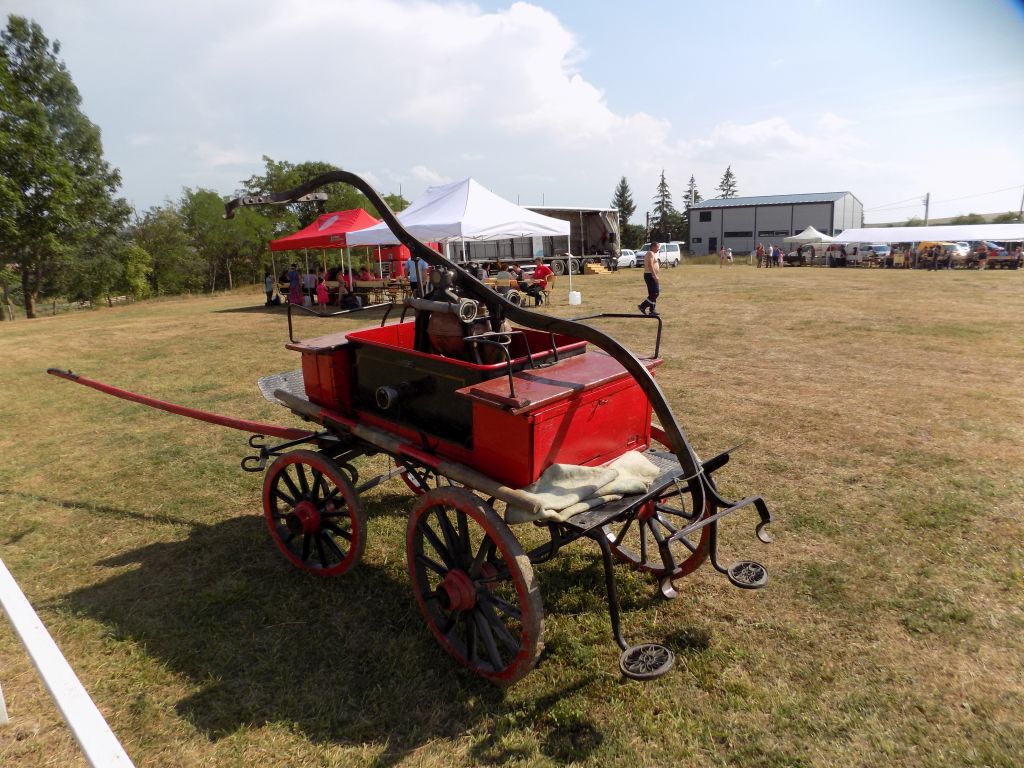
[4,0,1023,223]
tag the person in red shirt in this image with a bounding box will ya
[531,257,554,288]
[530,257,554,305]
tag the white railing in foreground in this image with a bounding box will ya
[0,557,135,767]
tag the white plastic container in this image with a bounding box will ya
[568,291,582,305]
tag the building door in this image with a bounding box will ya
[708,237,717,256]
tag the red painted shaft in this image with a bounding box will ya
[47,368,314,441]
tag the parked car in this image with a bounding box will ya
[916,241,961,267]
[847,243,891,265]
[973,241,1014,268]
[635,242,681,267]
[616,249,637,268]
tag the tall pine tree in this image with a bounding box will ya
[681,174,703,246]
[0,15,129,318]
[716,165,738,199]
[649,170,684,242]
[610,176,636,223]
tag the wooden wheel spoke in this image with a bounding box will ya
[640,522,649,563]
[416,553,447,576]
[315,535,329,567]
[273,488,297,508]
[322,521,352,541]
[652,513,679,535]
[280,470,303,502]
[613,518,633,545]
[478,599,519,653]
[464,611,478,664]
[473,609,505,670]
[301,533,312,562]
[321,530,348,560]
[480,591,522,621]
[469,537,496,578]
[295,465,310,496]
[655,502,697,521]
[435,508,466,565]
[419,519,453,568]
[456,510,470,554]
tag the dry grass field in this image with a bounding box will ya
[1,264,1022,767]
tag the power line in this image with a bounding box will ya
[866,184,1023,212]
[864,195,927,211]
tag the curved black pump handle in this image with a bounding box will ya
[224,170,705,500]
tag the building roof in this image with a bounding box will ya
[691,192,854,209]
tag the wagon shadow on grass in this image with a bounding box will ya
[64,513,606,765]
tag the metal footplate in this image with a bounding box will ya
[257,369,306,404]
[562,449,690,533]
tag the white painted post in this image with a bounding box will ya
[0,680,8,725]
[0,558,135,766]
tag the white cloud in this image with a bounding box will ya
[409,165,451,185]
[195,142,259,168]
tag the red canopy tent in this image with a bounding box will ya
[269,209,380,251]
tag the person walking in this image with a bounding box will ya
[264,271,274,305]
[638,242,661,316]
[719,246,727,268]
[756,242,765,268]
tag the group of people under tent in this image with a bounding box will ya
[262,255,558,309]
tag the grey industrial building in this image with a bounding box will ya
[687,192,863,256]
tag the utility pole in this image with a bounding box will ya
[923,192,930,225]
[1018,185,1023,220]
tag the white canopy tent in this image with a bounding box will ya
[346,177,570,246]
[783,226,835,244]
[833,224,1024,244]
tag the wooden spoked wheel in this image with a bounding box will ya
[601,427,711,582]
[406,487,543,685]
[263,450,366,576]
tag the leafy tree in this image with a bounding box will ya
[716,165,738,199]
[382,193,409,212]
[948,213,986,225]
[0,15,129,318]
[131,204,204,295]
[611,176,636,223]
[620,222,646,249]
[0,262,16,319]
[993,211,1022,223]
[70,234,151,306]
[241,156,386,231]
[904,216,924,226]
[649,170,684,242]
[181,188,273,291]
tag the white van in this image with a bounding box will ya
[635,242,681,268]
[847,243,891,265]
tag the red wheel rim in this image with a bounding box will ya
[263,450,366,576]
[406,487,543,685]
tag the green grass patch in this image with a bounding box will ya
[3,268,1024,767]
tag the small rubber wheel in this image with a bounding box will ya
[601,426,711,582]
[263,450,366,576]
[620,643,675,680]
[727,560,768,589]
[407,487,543,686]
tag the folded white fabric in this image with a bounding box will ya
[506,450,662,524]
